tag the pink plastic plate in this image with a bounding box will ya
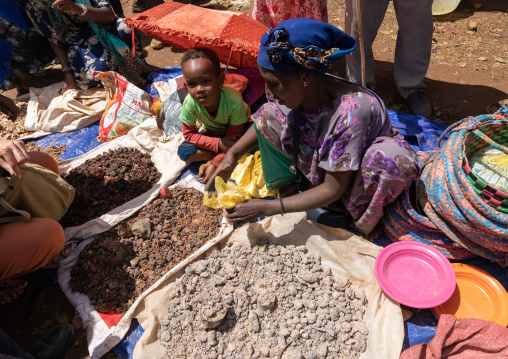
[375,242,456,308]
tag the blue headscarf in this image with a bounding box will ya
[257,18,356,74]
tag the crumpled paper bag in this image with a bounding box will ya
[24,81,107,139]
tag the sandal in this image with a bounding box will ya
[0,279,29,307]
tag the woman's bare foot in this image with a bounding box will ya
[357,224,383,242]
[60,74,82,95]
[0,279,28,305]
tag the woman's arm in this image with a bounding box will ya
[49,43,81,94]
[226,170,354,224]
[52,0,115,24]
[203,125,259,191]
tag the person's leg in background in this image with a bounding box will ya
[345,0,390,90]
[393,0,433,117]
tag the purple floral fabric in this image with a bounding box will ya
[252,86,420,233]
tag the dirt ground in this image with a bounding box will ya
[0,0,507,358]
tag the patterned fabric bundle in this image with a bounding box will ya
[383,108,508,265]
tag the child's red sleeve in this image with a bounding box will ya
[210,153,225,167]
[182,123,220,153]
[225,123,244,139]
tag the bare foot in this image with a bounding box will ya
[60,81,82,95]
[0,279,28,305]
[357,224,383,242]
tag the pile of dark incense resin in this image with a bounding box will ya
[69,187,223,314]
[60,148,161,228]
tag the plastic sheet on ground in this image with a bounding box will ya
[130,212,404,359]
[57,174,233,359]
[388,110,449,152]
[28,123,101,160]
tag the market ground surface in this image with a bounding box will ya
[0,0,507,358]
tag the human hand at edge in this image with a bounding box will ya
[0,139,29,179]
[0,95,20,121]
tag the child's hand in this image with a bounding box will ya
[218,137,237,152]
[199,161,217,184]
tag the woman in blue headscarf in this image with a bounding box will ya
[204,18,419,236]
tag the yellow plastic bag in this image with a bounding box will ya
[231,151,278,198]
[203,151,278,209]
[203,177,251,209]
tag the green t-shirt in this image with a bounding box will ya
[179,86,249,132]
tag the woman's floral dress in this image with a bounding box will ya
[25,0,143,86]
[253,81,420,234]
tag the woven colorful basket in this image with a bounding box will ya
[462,122,508,213]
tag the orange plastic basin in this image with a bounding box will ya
[433,263,508,327]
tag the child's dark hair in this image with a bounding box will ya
[181,48,221,76]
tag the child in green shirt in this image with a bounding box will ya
[177,48,251,183]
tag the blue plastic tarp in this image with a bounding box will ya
[27,123,102,161]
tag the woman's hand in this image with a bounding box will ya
[226,198,279,225]
[60,74,82,95]
[52,0,82,14]
[0,95,20,121]
[0,139,29,179]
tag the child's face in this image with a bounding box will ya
[182,58,224,112]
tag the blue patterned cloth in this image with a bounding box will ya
[0,0,54,89]
[25,0,145,86]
